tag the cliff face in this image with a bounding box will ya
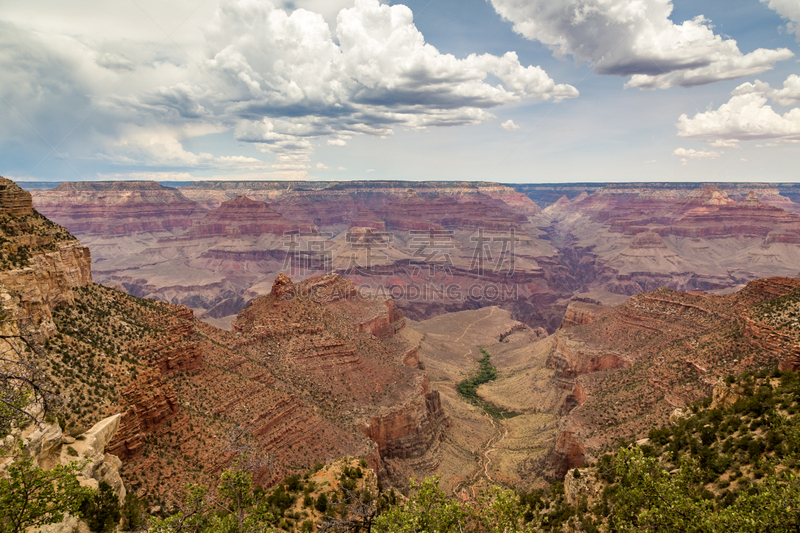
[0,177,92,337]
[28,180,800,335]
[363,375,447,460]
[559,300,608,329]
[1,414,126,531]
[32,181,204,236]
[182,195,315,238]
[0,176,34,215]
[231,273,449,485]
[0,243,92,335]
[545,184,800,298]
[108,370,180,460]
[538,277,800,478]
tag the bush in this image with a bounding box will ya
[80,481,121,533]
[315,493,329,513]
[120,492,146,531]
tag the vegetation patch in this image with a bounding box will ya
[457,348,521,419]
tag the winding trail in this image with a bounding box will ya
[449,306,511,497]
[455,307,497,344]
[454,411,511,498]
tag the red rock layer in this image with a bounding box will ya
[349,208,387,231]
[574,186,800,240]
[544,277,800,478]
[559,300,608,329]
[131,305,203,375]
[231,273,449,483]
[32,181,203,235]
[363,375,447,460]
[184,195,315,238]
[382,192,527,232]
[108,370,180,460]
[0,177,34,216]
[548,430,586,479]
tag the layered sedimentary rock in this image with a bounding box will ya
[231,273,448,486]
[538,277,800,477]
[108,370,180,460]
[544,184,800,297]
[33,181,203,236]
[0,177,92,337]
[0,244,92,336]
[363,375,446,460]
[0,176,34,215]
[182,195,315,238]
[559,300,608,329]
[27,179,800,337]
[32,180,558,330]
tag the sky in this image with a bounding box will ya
[0,0,798,184]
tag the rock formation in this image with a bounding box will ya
[538,277,800,477]
[1,414,126,532]
[0,176,34,216]
[31,180,559,330]
[0,177,92,337]
[32,181,204,236]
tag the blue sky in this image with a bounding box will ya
[1,0,798,183]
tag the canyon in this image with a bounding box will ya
[29,181,800,334]
[4,175,800,507]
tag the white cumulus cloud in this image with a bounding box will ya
[488,0,793,89]
[501,119,521,131]
[0,0,577,177]
[677,75,800,144]
[762,0,800,40]
[206,0,577,156]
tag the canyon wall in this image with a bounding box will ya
[0,177,92,337]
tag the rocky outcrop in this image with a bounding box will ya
[541,277,800,480]
[1,414,125,532]
[0,176,34,216]
[0,244,92,338]
[108,370,180,460]
[354,300,407,339]
[630,231,666,249]
[559,300,607,329]
[0,178,92,337]
[546,336,628,378]
[133,305,203,374]
[710,379,741,409]
[363,375,447,460]
[547,429,585,479]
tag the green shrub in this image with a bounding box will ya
[79,481,121,533]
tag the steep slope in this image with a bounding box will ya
[37,275,448,501]
[32,181,204,236]
[0,177,92,337]
[513,277,800,479]
[1,178,449,504]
